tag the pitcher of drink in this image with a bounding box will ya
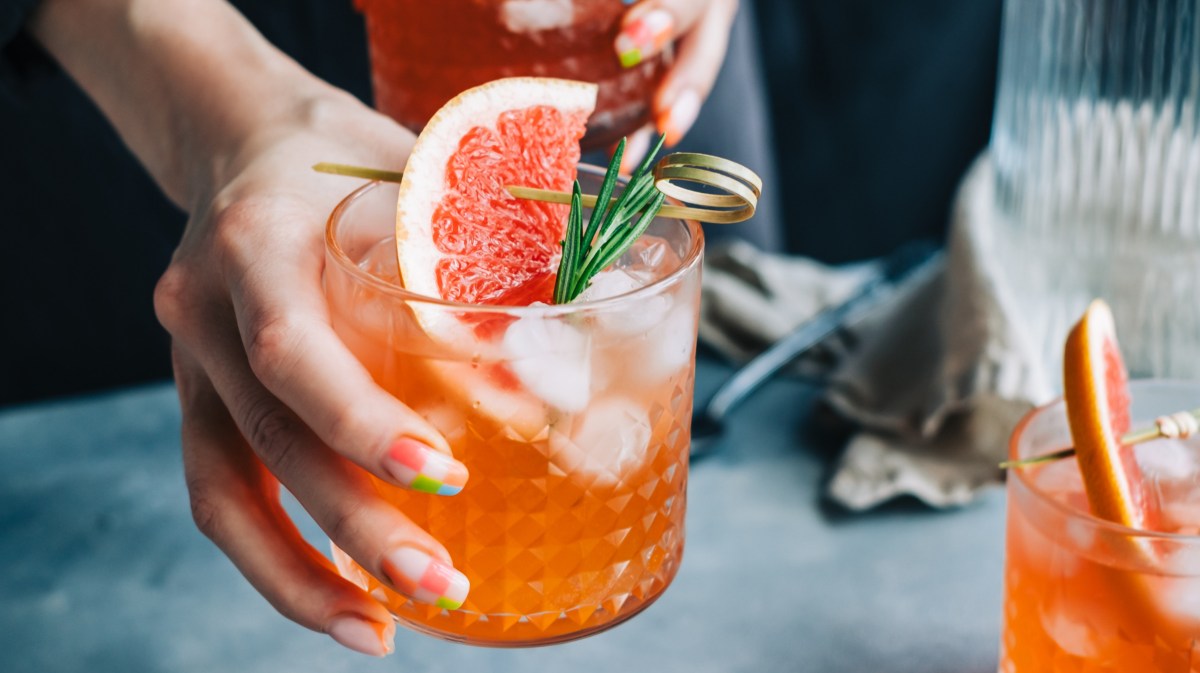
[988,0,1200,383]
[356,0,669,149]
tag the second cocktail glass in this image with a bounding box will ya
[1000,380,1200,671]
[323,167,702,646]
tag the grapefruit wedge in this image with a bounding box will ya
[394,77,596,308]
[1062,299,1160,532]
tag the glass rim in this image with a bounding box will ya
[324,164,705,316]
[1009,378,1200,543]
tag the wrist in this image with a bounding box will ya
[179,76,354,209]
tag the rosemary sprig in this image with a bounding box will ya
[553,134,668,304]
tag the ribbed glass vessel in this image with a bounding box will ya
[989,0,1200,381]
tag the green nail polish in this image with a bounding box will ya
[435,596,463,610]
[411,474,440,493]
[619,48,642,68]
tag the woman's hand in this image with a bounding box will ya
[30,0,469,657]
[155,93,472,658]
[614,0,740,170]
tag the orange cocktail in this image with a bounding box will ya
[323,171,701,646]
[1001,380,1200,671]
[356,0,668,149]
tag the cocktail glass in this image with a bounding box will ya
[322,167,702,646]
[355,0,669,150]
[1001,380,1200,671]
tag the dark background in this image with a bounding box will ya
[0,0,1001,405]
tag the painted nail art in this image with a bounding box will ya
[615,8,674,68]
[384,438,468,495]
[327,613,395,657]
[383,547,470,610]
[658,88,700,147]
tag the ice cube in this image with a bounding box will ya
[1010,512,1081,576]
[358,238,400,282]
[1152,574,1200,627]
[1040,604,1100,658]
[634,300,696,383]
[1137,438,1198,481]
[1163,546,1200,577]
[591,297,697,389]
[576,269,644,303]
[549,396,651,485]
[1162,498,1200,534]
[502,311,591,413]
[500,0,573,32]
[426,360,547,440]
[1063,519,1096,562]
[413,403,467,443]
[1031,459,1086,500]
[1137,439,1200,530]
[580,269,673,336]
[616,235,671,281]
[1138,552,1200,634]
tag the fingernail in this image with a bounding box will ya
[382,547,470,610]
[383,438,468,496]
[658,88,700,147]
[620,127,653,175]
[615,8,674,68]
[327,613,394,657]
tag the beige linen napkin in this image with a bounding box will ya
[700,156,1054,509]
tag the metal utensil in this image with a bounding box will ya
[689,241,942,461]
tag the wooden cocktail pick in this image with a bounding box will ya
[1001,408,1200,469]
[313,151,761,225]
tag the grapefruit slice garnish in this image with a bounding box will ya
[1062,299,1161,533]
[394,77,597,310]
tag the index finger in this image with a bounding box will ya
[220,195,465,493]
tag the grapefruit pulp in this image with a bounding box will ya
[394,77,597,307]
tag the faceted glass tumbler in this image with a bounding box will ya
[322,167,702,646]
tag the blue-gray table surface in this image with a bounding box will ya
[0,359,1005,673]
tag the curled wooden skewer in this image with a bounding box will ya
[313,152,762,225]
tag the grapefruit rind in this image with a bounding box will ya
[1062,299,1159,562]
[394,77,598,314]
[1063,301,1139,527]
